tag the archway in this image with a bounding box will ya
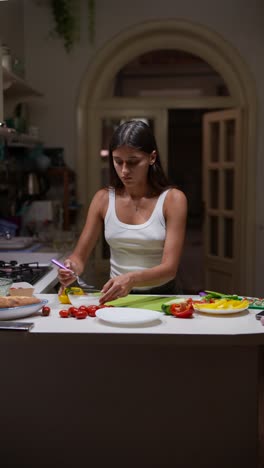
[77,19,257,293]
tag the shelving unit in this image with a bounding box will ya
[0,126,41,147]
[0,62,42,121]
[0,62,43,143]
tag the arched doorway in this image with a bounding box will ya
[77,19,257,294]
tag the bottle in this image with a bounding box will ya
[1,44,12,71]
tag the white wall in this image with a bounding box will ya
[21,0,264,161]
[1,0,264,294]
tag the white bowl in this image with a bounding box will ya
[68,293,101,307]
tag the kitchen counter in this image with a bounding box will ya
[9,293,264,344]
[0,294,263,468]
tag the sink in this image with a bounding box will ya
[0,237,35,250]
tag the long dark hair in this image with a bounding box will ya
[108,120,170,194]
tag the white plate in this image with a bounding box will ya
[193,304,249,315]
[96,307,163,325]
[0,299,48,321]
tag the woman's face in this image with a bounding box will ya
[112,145,156,188]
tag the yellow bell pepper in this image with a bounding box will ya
[58,293,71,304]
[58,286,84,304]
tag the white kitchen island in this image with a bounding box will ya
[0,294,263,468]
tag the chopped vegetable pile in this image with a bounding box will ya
[199,290,264,309]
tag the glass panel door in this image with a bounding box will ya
[203,108,241,293]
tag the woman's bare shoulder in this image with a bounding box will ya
[92,187,109,203]
[90,188,110,217]
[163,188,187,217]
[165,187,187,205]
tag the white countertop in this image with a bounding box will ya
[10,293,264,345]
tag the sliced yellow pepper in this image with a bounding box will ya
[195,298,249,310]
[231,299,249,309]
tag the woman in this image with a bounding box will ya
[58,120,187,303]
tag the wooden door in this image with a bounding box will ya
[203,108,242,293]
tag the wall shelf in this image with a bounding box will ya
[0,127,41,147]
[3,66,42,99]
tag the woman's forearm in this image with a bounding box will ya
[128,263,177,288]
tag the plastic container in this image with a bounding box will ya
[0,219,17,237]
[68,293,101,307]
[0,278,13,296]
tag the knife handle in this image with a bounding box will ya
[51,258,70,271]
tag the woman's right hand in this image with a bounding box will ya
[57,259,77,290]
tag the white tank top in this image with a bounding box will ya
[104,188,170,290]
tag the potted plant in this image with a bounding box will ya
[36,0,95,52]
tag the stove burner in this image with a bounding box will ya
[0,261,51,285]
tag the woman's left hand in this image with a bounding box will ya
[99,274,134,304]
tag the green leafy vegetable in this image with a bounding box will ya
[201,290,242,301]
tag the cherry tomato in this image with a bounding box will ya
[86,305,99,317]
[76,309,88,319]
[78,305,88,312]
[68,306,79,317]
[42,306,51,316]
[59,309,70,318]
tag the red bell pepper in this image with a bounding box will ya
[170,299,194,318]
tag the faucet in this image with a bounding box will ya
[0,231,12,240]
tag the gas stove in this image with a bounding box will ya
[0,260,51,285]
